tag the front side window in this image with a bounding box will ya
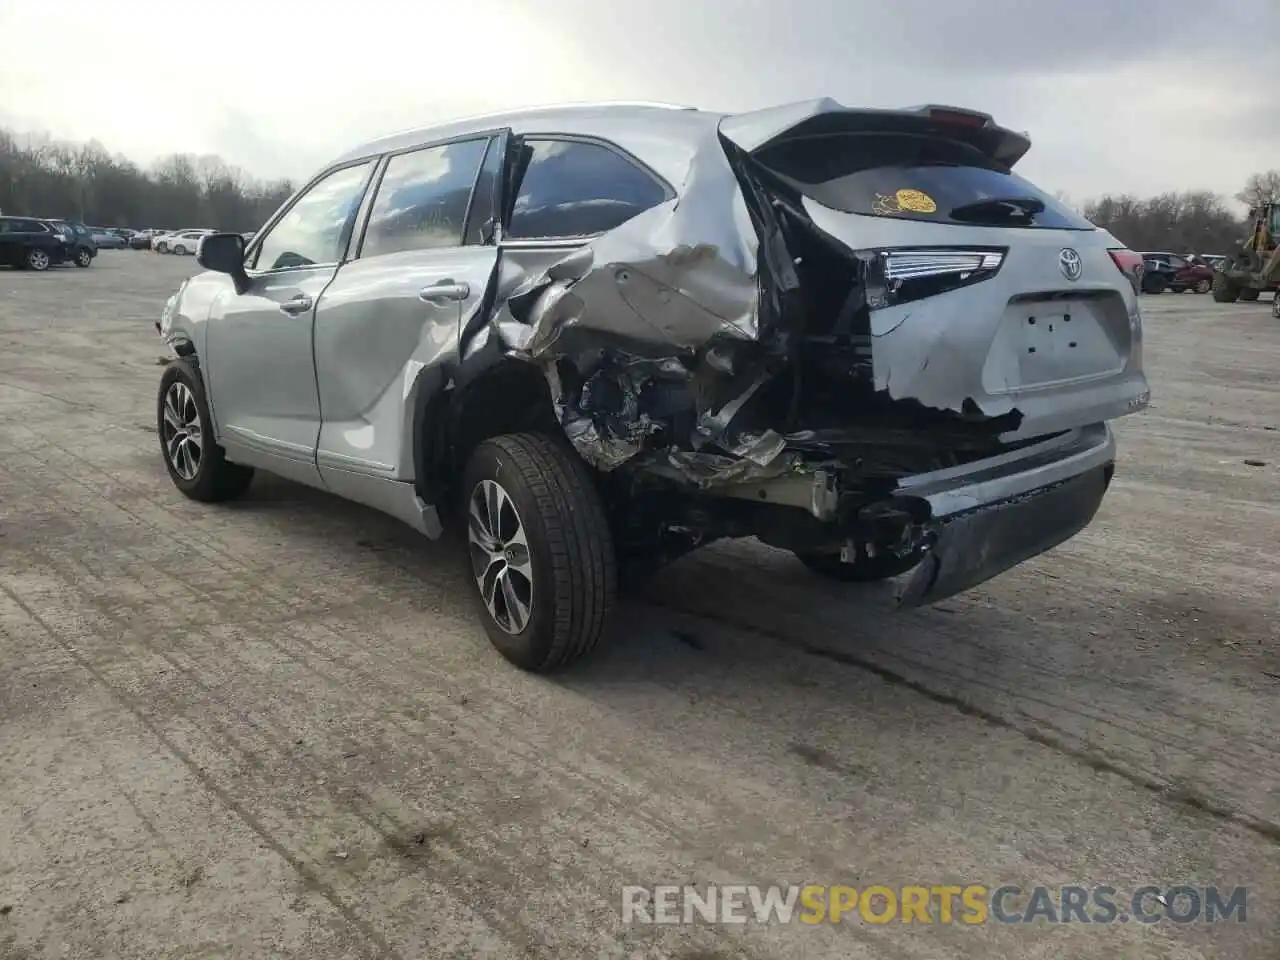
[507,138,669,240]
[361,138,489,258]
[252,161,373,271]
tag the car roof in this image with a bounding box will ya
[331,101,716,168]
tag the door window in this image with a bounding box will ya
[251,161,374,271]
[361,138,489,258]
[506,138,669,240]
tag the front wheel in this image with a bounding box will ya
[155,242,168,254]
[24,248,51,271]
[794,549,925,583]
[158,359,254,502]
[461,433,616,672]
[1272,296,1280,319]
[75,247,92,267]
[1239,287,1260,302]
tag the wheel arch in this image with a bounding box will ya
[414,347,559,519]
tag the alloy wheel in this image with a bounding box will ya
[160,381,203,481]
[467,479,534,634]
[77,249,91,267]
[28,250,50,270]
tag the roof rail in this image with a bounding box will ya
[369,101,698,143]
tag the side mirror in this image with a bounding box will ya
[197,232,250,293]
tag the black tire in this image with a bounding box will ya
[1211,271,1242,303]
[1272,296,1280,320]
[1142,274,1166,295]
[174,244,187,256]
[1239,287,1260,302]
[155,241,168,254]
[157,358,254,503]
[460,433,616,672]
[24,247,51,271]
[794,549,925,583]
[1193,278,1211,294]
[74,247,92,268]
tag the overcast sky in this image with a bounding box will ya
[1,0,1273,205]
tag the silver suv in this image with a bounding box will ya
[156,99,1150,671]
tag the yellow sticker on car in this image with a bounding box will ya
[895,189,937,214]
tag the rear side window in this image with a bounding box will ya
[362,137,489,258]
[756,132,1094,230]
[507,139,668,240]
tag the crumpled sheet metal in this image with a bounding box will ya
[489,180,788,483]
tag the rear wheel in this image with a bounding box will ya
[461,433,616,672]
[1193,277,1211,294]
[1142,274,1166,295]
[1211,271,1242,303]
[174,244,187,256]
[156,241,168,254]
[1239,287,1260,302]
[24,248,51,271]
[75,247,92,268]
[157,359,254,502]
[1272,296,1280,319]
[794,549,926,583]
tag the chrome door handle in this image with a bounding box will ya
[419,280,470,303]
[279,294,313,315]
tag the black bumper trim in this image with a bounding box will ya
[896,462,1113,609]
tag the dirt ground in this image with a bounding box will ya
[0,252,1277,960]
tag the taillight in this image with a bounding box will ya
[859,247,1006,309]
[1108,248,1145,294]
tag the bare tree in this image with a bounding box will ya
[1235,170,1280,210]
[1083,190,1244,254]
[0,125,294,231]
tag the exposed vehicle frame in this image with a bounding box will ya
[158,99,1150,670]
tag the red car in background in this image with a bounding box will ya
[1139,251,1214,294]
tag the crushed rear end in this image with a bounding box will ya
[488,99,1151,606]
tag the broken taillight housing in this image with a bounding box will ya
[1107,248,1145,295]
[860,247,1006,309]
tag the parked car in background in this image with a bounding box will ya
[0,215,77,270]
[154,229,214,255]
[1193,253,1226,271]
[88,227,129,249]
[1140,252,1213,294]
[156,99,1151,671]
[43,219,96,267]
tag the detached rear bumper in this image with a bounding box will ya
[894,423,1116,607]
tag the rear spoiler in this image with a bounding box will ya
[718,98,1032,168]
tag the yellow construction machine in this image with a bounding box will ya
[1212,202,1280,315]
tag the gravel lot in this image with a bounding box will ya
[1,252,1277,959]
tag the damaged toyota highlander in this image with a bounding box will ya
[155,99,1150,671]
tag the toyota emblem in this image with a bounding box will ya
[1059,248,1082,281]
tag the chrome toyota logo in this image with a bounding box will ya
[1059,248,1082,281]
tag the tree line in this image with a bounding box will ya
[1078,171,1278,256]
[2,125,1278,255]
[0,128,296,232]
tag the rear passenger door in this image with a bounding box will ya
[312,131,505,500]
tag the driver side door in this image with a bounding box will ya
[205,159,376,488]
